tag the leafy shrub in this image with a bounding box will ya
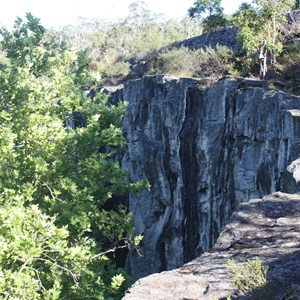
[229,55,258,78]
[196,45,233,77]
[278,42,300,93]
[225,259,269,293]
[0,199,94,299]
[154,46,199,77]
[148,45,233,79]
[102,61,130,85]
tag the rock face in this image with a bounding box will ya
[123,192,300,299]
[112,75,300,280]
[171,26,241,53]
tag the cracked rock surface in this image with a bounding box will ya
[123,192,300,299]
[110,75,300,279]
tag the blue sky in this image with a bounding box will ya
[0,0,245,29]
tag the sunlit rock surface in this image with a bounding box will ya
[123,192,300,299]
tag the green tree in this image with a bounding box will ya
[0,14,145,299]
[188,0,228,32]
[188,0,223,16]
[55,3,203,85]
[233,0,294,78]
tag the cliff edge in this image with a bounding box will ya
[123,192,300,299]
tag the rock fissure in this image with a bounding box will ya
[111,75,300,281]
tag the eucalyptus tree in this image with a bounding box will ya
[188,0,228,32]
[233,0,294,78]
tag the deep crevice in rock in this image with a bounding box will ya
[110,75,300,280]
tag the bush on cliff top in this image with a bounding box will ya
[147,44,233,79]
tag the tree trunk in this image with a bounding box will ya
[272,14,276,66]
[259,44,268,79]
[263,49,268,78]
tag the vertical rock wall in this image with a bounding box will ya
[112,75,300,279]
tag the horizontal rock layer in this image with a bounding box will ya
[111,75,300,280]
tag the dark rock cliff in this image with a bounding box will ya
[170,26,241,53]
[111,75,300,280]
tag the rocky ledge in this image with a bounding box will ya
[123,192,300,299]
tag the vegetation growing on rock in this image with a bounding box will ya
[22,0,298,92]
[225,259,269,293]
[147,44,233,78]
[1,0,300,298]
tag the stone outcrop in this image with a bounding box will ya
[170,26,241,53]
[123,192,300,299]
[111,75,300,280]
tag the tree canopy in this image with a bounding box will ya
[0,2,300,298]
[0,13,145,299]
[188,0,228,32]
[232,0,295,78]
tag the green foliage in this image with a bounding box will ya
[232,3,260,54]
[155,47,199,77]
[103,61,130,85]
[278,43,300,93]
[225,259,269,293]
[0,14,144,299]
[188,0,228,32]
[232,0,294,78]
[202,14,228,32]
[196,45,234,77]
[54,2,203,85]
[0,13,47,72]
[188,0,223,17]
[149,45,233,78]
[0,198,94,299]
